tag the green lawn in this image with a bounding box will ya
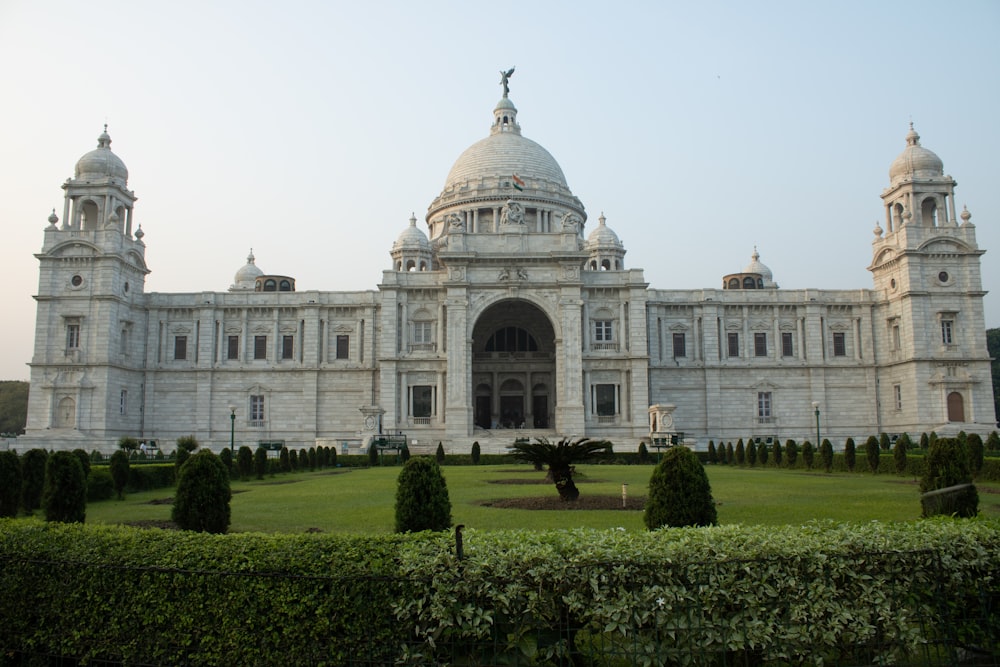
[83,463,1000,534]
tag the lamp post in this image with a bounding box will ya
[229,405,236,452]
[811,401,821,447]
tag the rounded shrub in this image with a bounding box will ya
[172,449,231,533]
[785,440,798,468]
[279,446,291,473]
[394,456,452,533]
[176,435,199,453]
[706,441,717,464]
[109,449,130,500]
[844,437,856,472]
[820,439,833,473]
[400,445,411,463]
[644,446,717,529]
[735,440,745,465]
[966,433,984,475]
[757,441,768,466]
[471,441,481,465]
[72,449,91,478]
[20,448,48,512]
[219,447,234,477]
[920,437,978,518]
[772,441,782,467]
[236,446,253,481]
[42,450,86,523]
[865,435,880,473]
[893,435,909,474]
[329,447,337,468]
[746,440,757,467]
[253,447,268,479]
[435,442,445,464]
[0,450,22,517]
[368,442,380,467]
[801,441,814,469]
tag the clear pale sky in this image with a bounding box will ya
[1,1,997,382]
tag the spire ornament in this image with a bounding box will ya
[499,66,515,97]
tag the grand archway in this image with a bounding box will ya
[471,299,556,431]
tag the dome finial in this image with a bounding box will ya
[500,66,515,98]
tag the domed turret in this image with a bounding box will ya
[585,213,625,271]
[390,214,433,272]
[889,123,943,186]
[231,249,263,291]
[723,247,778,289]
[74,125,129,183]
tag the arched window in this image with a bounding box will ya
[406,260,416,272]
[922,197,938,227]
[601,259,611,271]
[728,278,740,289]
[263,279,277,291]
[947,392,965,422]
[279,280,291,291]
[743,276,756,289]
[485,326,538,352]
[80,200,99,231]
[892,202,904,230]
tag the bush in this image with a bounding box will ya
[920,437,978,518]
[820,439,833,473]
[986,431,1000,452]
[435,442,445,464]
[879,432,891,452]
[746,440,757,467]
[865,436,880,473]
[725,442,734,465]
[0,451,22,517]
[394,457,452,533]
[175,435,197,453]
[109,450,130,500]
[117,436,139,453]
[72,449,91,478]
[175,448,190,470]
[471,441,481,465]
[42,451,86,524]
[967,433,984,475]
[368,443,380,467]
[329,447,337,468]
[253,447,268,480]
[757,441,768,466]
[400,445,410,463]
[236,446,253,481]
[801,441,813,469]
[785,440,798,468]
[707,441,717,464]
[279,446,291,473]
[772,441,782,467]
[644,446,717,529]
[172,449,231,533]
[637,441,649,464]
[308,447,317,471]
[20,448,48,512]
[844,437,856,472]
[219,448,233,477]
[735,440,745,465]
[893,435,909,474]
[86,469,114,502]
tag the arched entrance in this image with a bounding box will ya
[947,391,965,422]
[56,396,76,429]
[471,299,556,431]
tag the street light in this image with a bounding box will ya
[811,401,821,447]
[228,404,236,452]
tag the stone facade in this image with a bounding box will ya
[22,102,995,455]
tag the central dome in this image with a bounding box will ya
[75,126,129,183]
[426,95,584,227]
[445,132,568,190]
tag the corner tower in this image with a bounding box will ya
[24,127,150,447]
[870,124,993,433]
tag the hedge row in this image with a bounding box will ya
[1,519,997,665]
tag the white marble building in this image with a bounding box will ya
[23,87,995,454]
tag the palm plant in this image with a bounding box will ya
[507,436,613,501]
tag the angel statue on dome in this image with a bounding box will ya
[500,66,515,97]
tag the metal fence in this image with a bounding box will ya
[2,551,997,666]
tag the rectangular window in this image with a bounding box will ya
[757,391,772,422]
[832,332,846,357]
[119,390,127,416]
[892,325,901,351]
[941,319,954,345]
[281,335,294,360]
[336,334,350,360]
[672,332,686,358]
[594,384,617,417]
[254,335,267,360]
[250,395,265,425]
[781,331,794,357]
[227,335,239,360]
[412,385,433,419]
[594,320,613,342]
[66,323,81,351]
[174,335,187,360]
[754,332,767,357]
[412,322,432,345]
[893,384,902,411]
[727,332,739,358]
[120,328,129,357]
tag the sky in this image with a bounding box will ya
[1,0,998,381]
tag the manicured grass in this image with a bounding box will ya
[83,463,1000,534]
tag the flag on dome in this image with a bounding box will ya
[512,173,525,191]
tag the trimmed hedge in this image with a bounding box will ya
[0,520,996,665]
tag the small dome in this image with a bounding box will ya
[743,247,777,287]
[889,123,943,186]
[586,213,622,248]
[394,214,431,251]
[74,125,129,182]
[233,249,263,290]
